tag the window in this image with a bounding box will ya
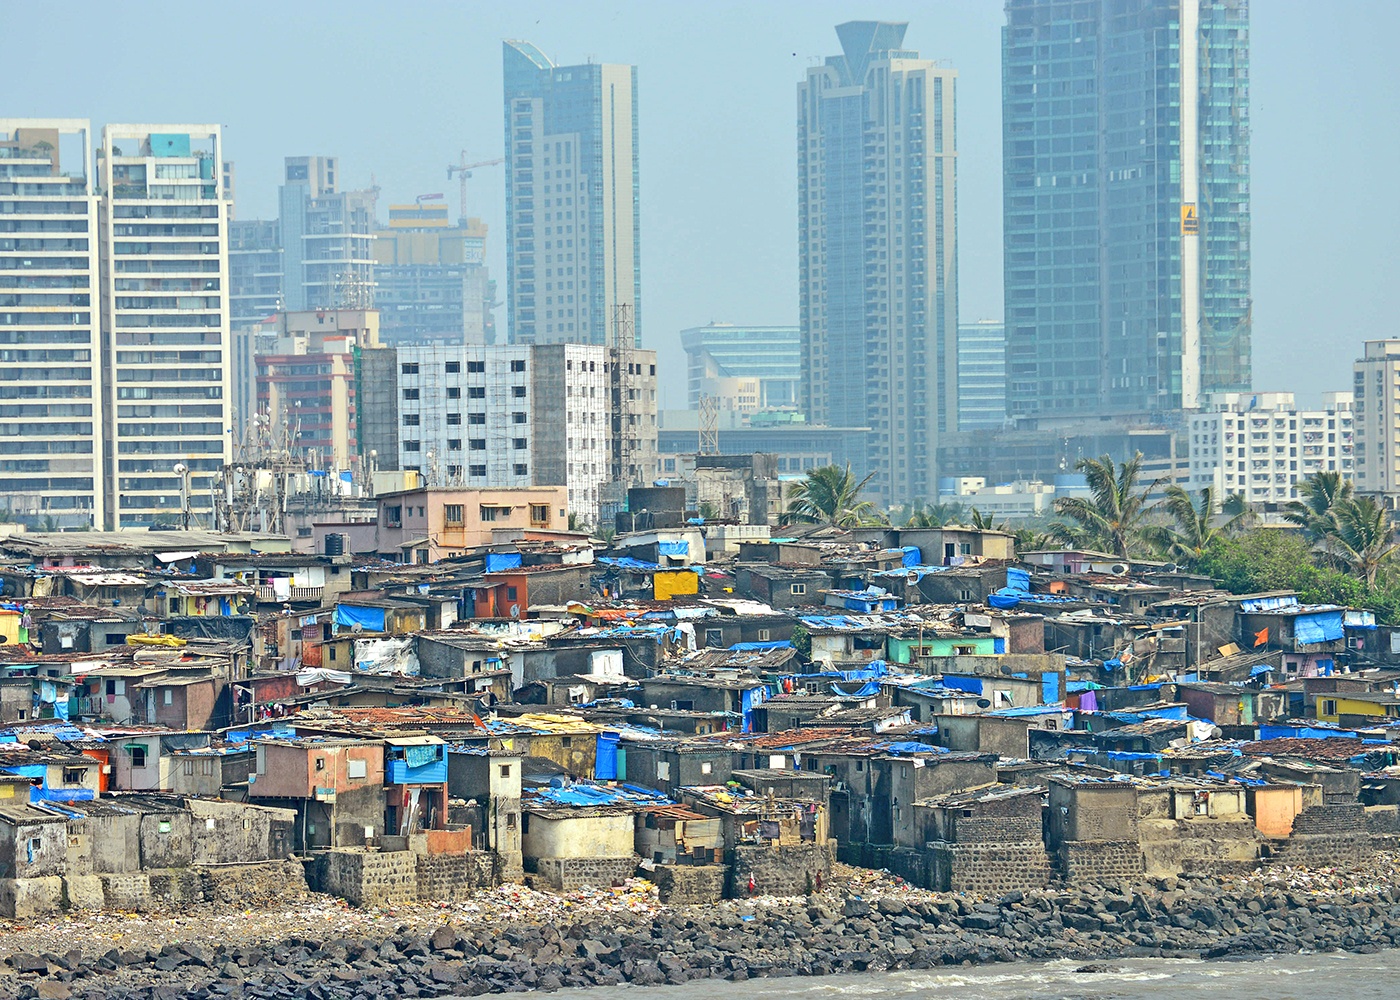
[506,813,517,829]
[447,439,462,450]
[513,437,527,450]
[467,360,485,373]
[469,439,486,450]
[499,765,512,778]
[129,746,148,768]
[469,465,486,477]
[511,386,527,398]
[403,440,421,452]
[444,504,464,526]
[506,586,518,601]
[480,505,508,521]
[530,504,549,524]
[347,758,367,780]
[700,761,712,775]
[514,463,528,476]
[445,361,460,374]
[705,628,724,647]
[561,736,573,748]
[758,629,771,642]
[790,583,807,596]
[445,413,461,425]
[63,767,87,784]
[994,689,1014,708]
[447,387,461,399]
[162,688,173,706]
[512,412,527,424]
[510,359,526,372]
[315,757,326,771]
[402,388,419,400]
[468,387,485,398]
[183,760,195,776]
[1322,699,1338,717]
[105,632,126,645]
[401,363,419,375]
[468,413,486,425]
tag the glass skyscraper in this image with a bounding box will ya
[1002,0,1250,418]
[799,22,959,505]
[503,41,640,347]
[957,320,1007,430]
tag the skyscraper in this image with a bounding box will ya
[278,156,375,312]
[0,120,102,528]
[799,21,958,504]
[373,201,495,346]
[502,41,640,347]
[680,323,800,410]
[99,124,232,529]
[1002,0,1250,418]
[956,319,1007,430]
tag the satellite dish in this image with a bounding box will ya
[509,604,520,618]
[1109,564,1130,576]
[351,622,363,634]
[976,698,992,709]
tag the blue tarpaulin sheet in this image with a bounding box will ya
[594,732,620,780]
[334,605,386,632]
[1295,610,1344,645]
[658,540,689,556]
[941,675,983,695]
[1005,567,1031,592]
[882,741,941,754]
[730,641,792,651]
[1043,673,1059,705]
[987,593,1021,609]
[901,547,921,567]
[485,552,523,573]
[1249,664,1275,677]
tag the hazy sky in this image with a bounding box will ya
[4,0,1396,408]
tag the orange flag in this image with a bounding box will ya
[1253,627,1268,647]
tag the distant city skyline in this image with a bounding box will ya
[2,1,1396,408]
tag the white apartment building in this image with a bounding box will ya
[367,343,656,524]
[1354,341,1400,496]
[1187,392,1354,503]
[0,120,102,528]
[100,124,231,529]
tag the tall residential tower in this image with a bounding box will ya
[1002,0,1250,418]
[799,21,958,504]
[502,41,640,347]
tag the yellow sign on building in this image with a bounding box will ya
[1181,203,1199,234]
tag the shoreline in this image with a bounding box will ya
[2,857,1399,998]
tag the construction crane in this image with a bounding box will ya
[447,153,503,224]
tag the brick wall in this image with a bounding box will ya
[534,856,638,891]
[928,841,1054,895]
[952,814,1043,844]
[652,864,726,904]
[416,852,498,901]
[730,843,834,898]
[313,850,419,908]
[1059,840,1146,881]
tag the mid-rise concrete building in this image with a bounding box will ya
[799,21,959,505]
[99,123,232,529]
[502,41,640,346]
[358,343,656,524]
[372,201,493,346]
[278,156,375,312]
[255,309,379,473]
[1187,392,1353,503]
[1354,341,1400,496]
[0,120,102,528]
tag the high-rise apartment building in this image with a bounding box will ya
[1002,0,1251,418]
[229,218,282,327]
[373,201,494,345]
[1353,341,1400,496]
[799,21,959,504]
[358,343,656,524]
[680,323,800,411]
[956,320,1006,431]
[278,156,375,312]
[502,41,640,347]
[1187,392,1353,504]
[0,120,102,528]
[99,124,231,529]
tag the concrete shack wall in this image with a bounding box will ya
[522,812,634,862]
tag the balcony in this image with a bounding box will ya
[256,584,324,603]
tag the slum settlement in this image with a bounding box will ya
[0,499,1396,919]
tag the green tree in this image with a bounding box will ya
[895,500,966,528]
[968,507,1007,532]
[789,623,811,658]
[1331,495,1400,587]
[1050,453,1165,559]
[782,465,885,528]
[1144,485,1248,567]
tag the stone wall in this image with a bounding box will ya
[415,852,498,902]
[534,856,638,892]
[1269,804,1375,870]
[1059,840,1146,882]
[0,860,309,918]
[652,864,726,904]
[313,850,419,909]
[928,841,1054,895]
[730,842,834,898]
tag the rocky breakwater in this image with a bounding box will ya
[5,864,1400,998]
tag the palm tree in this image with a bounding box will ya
[1283,470,1353,567]
[1145,485,1248,566]
[968,507,1007,532]
[902,501,967,528]
[782,464,884,528]
[1050,453,1166,559]
[1331,495,1400,586]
